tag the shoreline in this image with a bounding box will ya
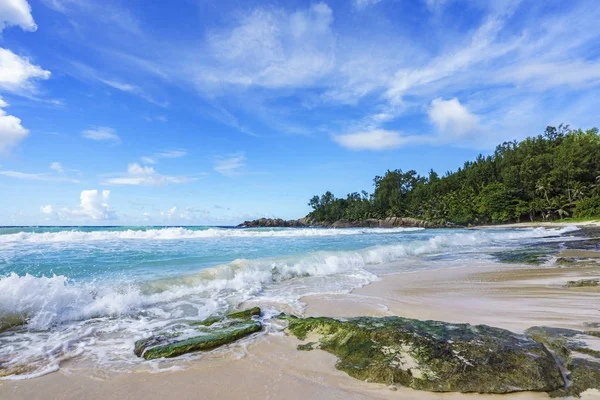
[3,242,600,399]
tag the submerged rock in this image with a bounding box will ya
[526,326,600,398]
[286,315,564,394]
[135,307,262,360]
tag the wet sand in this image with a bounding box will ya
[2,252,600,399]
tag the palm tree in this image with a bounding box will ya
[536,179,551,204]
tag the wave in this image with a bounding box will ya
[0,225,578,331]
[0,225,579,379]
[0,226,425,243]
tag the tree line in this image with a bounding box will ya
[308,125,600,225]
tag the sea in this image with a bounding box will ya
[0,225,580,379]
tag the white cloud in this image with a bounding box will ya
[0,0,37,32]
[81,126,121,143]
[353,0,381,10]
[65,189,116,220]
[39,190,117,221]
[332,130,406,151]
[102,163,193,186]
[49,161,63,173]
[41,0,141,36]
[428,97,479,137]
[214,152,246,176]
[0,48,51,94]
[0,169,80,182]
[0,96,28,153]
[141,149,187,164]
[199,3,335,89]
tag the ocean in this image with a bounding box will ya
[0,225,579,379]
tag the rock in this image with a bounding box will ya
[0,315,26,333]
[237,218,307,228]
[526,326,600,398]
[565,279,600,288]
[189,306,262,327]
[286,315,563,394]
[135,307,262,360]
[237,217,457,229]
[140,320,262,360]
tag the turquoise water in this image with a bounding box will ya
[0,225,579,378]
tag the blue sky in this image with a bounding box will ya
[0,0,599,225]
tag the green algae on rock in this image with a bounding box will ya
[135,307,262,360]
[140,321,262,360]
[189,306,262,327]
[286,316,564,394]
[525,326,600,398]
[564,279,599,288]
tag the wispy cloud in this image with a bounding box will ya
[213,152,246,177]
[0,169,80,183]
[102,163,194,186]
[333,130,406,151]
[81,126,121,143]
[140,149,187,165]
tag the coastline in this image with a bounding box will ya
[3,230,600,400]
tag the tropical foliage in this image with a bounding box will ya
[308,125,600,225]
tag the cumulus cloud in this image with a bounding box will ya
[81,126,121,143]
[0,96,28,153]
[49,162,63,173]
[67,189,116,220]
[332,130,406,151]
[102,163,193,186]
[0,48,50,94]
[200,3,335,89]
[428,97,479,137]
[40,204,53,214]
[213,152,246,176]
[0,0,37,32]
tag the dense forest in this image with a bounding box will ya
[308,125,600,225]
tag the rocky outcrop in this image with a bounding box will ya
[134,307,262,360]
[237,217,455,229]
[284,315,564,394]
[237,218,307,228]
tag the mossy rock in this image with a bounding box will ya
[138,321,262,360]
[565,279,599,288]
[526,326,600,398]
[0,315,26,333]
[286,316,564,394]
[189,306,262,327]
[135,307,262,359]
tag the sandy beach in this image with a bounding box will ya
[2,233,599,400]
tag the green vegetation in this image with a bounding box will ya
[308,125,600,225]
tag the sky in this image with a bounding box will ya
[0,0,599,226]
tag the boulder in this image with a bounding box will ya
[135,308,262,360]
[526,326,600,398]
[285,315,564,394]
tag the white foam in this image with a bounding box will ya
[0,227,425,243]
